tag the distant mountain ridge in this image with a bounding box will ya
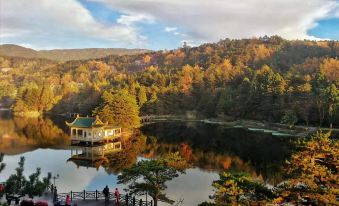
[0,44,150,61]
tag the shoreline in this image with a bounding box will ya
[3,109,337,138]
[143,115,323,138]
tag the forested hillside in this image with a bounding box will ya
[0,36,338,128]
[0,44,40,59]
[0,44,150,61]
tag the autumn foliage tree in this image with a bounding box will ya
[208,131,339,206]
[211,172,273,205]
[137,86,147,107]
[277,131,339,205]
[320,58,339,83]
[93,89,140,128]
[12,84,60,115]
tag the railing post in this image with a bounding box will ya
[83,190,85,200]
[150,200,153,206]
[133,196,136,206]
[96,190,98,200]
[139,199,142,206]
[70,191,73,201]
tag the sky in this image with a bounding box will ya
[0,0,338,50]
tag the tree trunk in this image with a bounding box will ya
[318,104,324,126]
[153,196,158,206]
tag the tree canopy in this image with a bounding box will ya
[93,89,140,128]
[4,157,51,198]
[1,37,338,127]
[117,152,188,206]
[207,131,339,205]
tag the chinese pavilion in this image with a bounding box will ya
[66,115,121,145]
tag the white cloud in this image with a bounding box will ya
[0,0,144,48]
[92,0,339,42]
[117,14,154,26]
[165,26,187,38]
[165,27,177,32]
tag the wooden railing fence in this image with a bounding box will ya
[57,190,153,206]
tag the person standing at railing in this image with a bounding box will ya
[103,185,109,202]
[53,187,58,203]
[0,183,4,199]
[65,195,71,206]
[114,188,120,205]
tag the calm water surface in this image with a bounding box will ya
[0,111,296,205]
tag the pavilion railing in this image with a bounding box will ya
[57,190,153,206]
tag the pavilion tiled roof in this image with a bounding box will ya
[66,115,107,128]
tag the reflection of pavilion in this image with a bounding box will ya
[67,141,122,169]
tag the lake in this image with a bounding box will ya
[0,111,296,205]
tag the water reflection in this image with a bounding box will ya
[66,137,146,175]
[68,142,122,170]
[0,114,69,155]
[140,121,295,183]
[0,114,296,205]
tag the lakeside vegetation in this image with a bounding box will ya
[0,36,338,128]
[200,131,338,205]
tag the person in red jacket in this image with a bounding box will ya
[0,184,4,198]
[65,194,71,206]
[114,188,120,205]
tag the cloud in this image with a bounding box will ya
[165,27,177,32]
[117,14,154,26]
[92,0,339,42]
[0,0,144,49]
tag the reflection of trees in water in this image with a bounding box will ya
[141,122,296,183]
[103,135,147,175]
[143,139,263,177]
[0,117,69,154]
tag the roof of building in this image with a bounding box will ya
[104,125,121,129]
[66,115,107,128]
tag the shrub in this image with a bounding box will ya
[281,110,298,128]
